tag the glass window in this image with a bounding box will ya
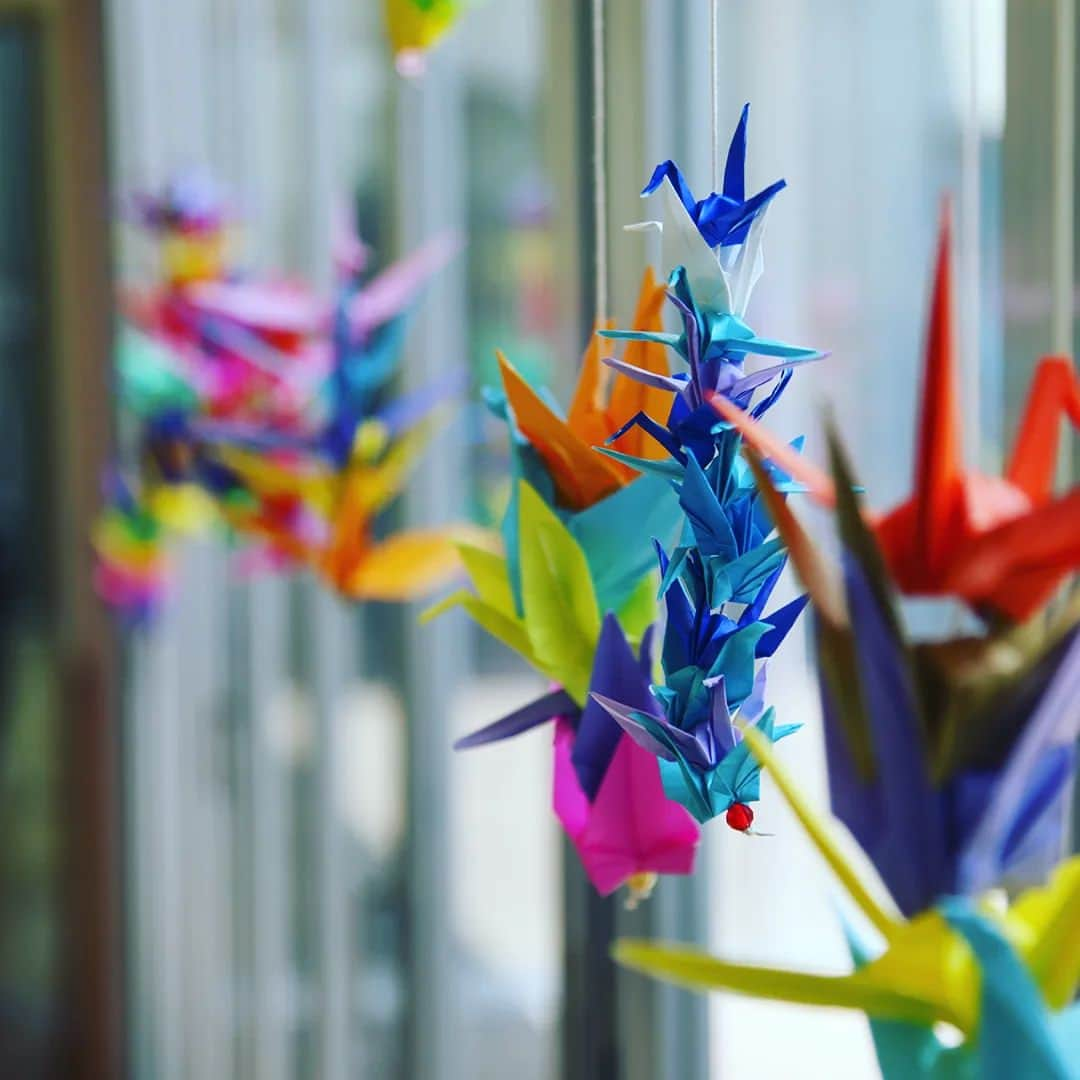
[101,2,1067,1078]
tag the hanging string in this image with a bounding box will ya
[710,0,720,190]
[592,0,608,321]
[1052,0,1075,358]
[1053,0,1076,489]
[961,0,981,466]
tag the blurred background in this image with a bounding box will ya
[0,0,1075,1078]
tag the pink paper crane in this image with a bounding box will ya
[553,720,700,901]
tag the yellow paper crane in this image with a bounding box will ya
[615,727,1080,1043]
[384,0,464,76]
[214,417,480,602]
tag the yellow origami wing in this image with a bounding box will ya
[421,540,537,665]
[339,421,439,523]
[343,528,465,601]
[214,446,334,513]
[516,482,601,703]
[422,484,602,703]
[613,722,1080,1039]
[613,937,963,1032]
[146,483,217,534]
[1003,856,1080,1008]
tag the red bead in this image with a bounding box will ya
[726,803,754,832]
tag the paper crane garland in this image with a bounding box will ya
[95,175,467,622]
[425,480,699,898]
[615,727,1080,1080]
[434,105,820,898]
[574,106,816,829]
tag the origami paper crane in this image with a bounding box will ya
[208,415,469,602]
[516,112,816,833]
[733,429,1080,916]
[627,106,784,314]
[92,475,173,626]
[494,268,673,511]
[614,727,1080,1080]
[121,173,458,444]
[440,443,804,832]
[713,208,1080,623]
[643,105,786,249]
[321,231,462,465]
[384,0,464,76]
[426,484,699,895]
[554,714,699,900]
[92,465,217,624]
[97,174,467,619]
[128,169,230,286]
[599,265,821,466]
[490,270,683,618]
[451,609,701,897]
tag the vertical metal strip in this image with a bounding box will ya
[309,588,352,1080]
[248,579,291,1080]
[395,51,467,1080]
[300,1,352,1074]
[961,0,983,465]
[591,0,608,320]
[102,0,174,1071]
[1051,0,1080,856]
[1052,0,1076,358]
[557,2,624,1077]
[225,0,293,1075]
[185,541,236,1080]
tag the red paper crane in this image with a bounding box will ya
[711,207,1080,623]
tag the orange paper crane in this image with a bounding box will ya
[496,268,673,511]
[712,208,1080,623]
[212,425,474,603]
[315,439,470,601]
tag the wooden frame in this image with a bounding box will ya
[0,1,119,1076]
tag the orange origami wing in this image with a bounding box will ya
[498,350,625,510]
[567,319,615,448]
[906,206,966,581]
[944,488,1080,621]
[1006,355,1080,505]
[709,393,838,507]
[607,267,674,462]
[320,479,370,589]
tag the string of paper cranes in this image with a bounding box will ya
[94,172,474,623]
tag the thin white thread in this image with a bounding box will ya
[711,0,720,189]
[1053,0,1075,357]
[962,0,981,466]
[1053,0,1075,489]
[593,0,608,320]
